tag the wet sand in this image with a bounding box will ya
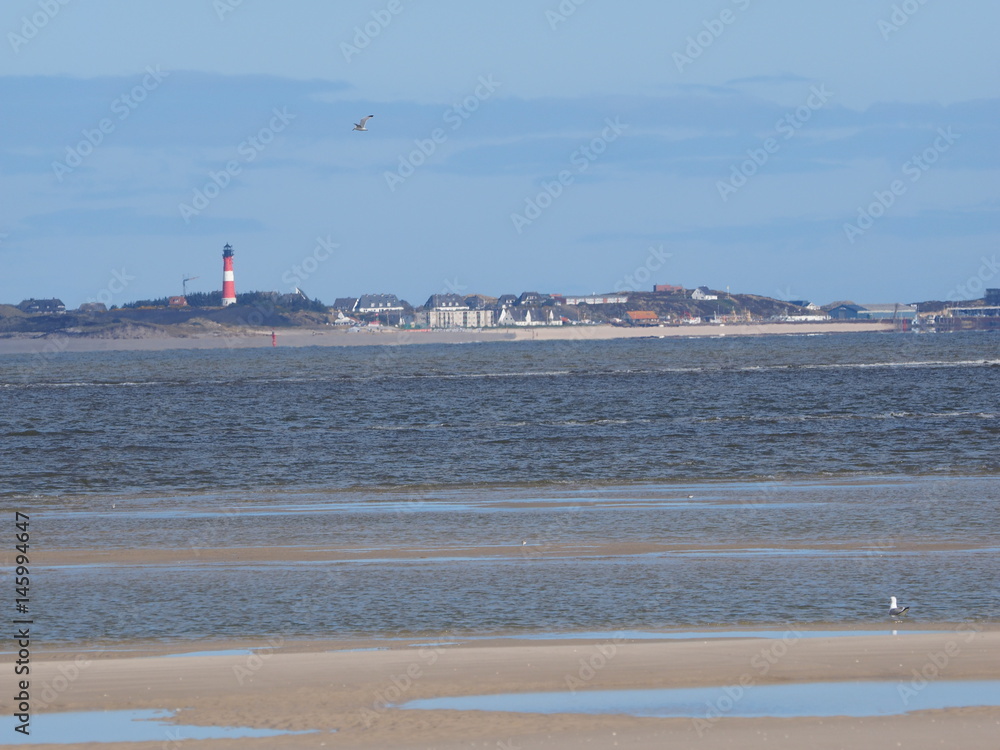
[0,320,893,354]
[29,539,995,567]
[8,629,999,749]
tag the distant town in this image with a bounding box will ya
[3,244,999,337]
[5,285,1000,339]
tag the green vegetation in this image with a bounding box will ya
[122,290,327,313]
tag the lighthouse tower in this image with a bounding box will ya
[221,243,236,306]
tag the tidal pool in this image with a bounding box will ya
[1,709,320,745]
[403,680,1000,718]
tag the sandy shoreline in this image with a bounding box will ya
[6,629,998,749]
[0,320,894,354]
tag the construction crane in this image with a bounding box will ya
[182,275,199,296]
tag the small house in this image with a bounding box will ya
[356,294,405,313]
[691,287,718,301]
[626,310,659,326]
[18,298,66,314]
[331,297,360,313]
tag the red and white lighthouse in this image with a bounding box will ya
[221,243,236,306]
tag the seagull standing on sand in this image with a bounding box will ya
[353,115,374,131]
[889,596,910,619]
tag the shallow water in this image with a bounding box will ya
[27,473,1000,642]
[5,334,999,642]
[402,680,1000,718]
[0,709,317,745]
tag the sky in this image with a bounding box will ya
[2,0,999,309]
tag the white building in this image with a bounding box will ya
[496,307,562,326]
[422,308,495,328]
[356,293,405,313]
[691,286,718,301]
[418,294,495,328]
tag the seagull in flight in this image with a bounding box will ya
[353,115,374,132]
[888,596,910,619]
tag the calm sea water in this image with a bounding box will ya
[2,331,998,641]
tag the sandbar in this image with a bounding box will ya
[6,629,998,749]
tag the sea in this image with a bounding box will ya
[2,331,998,644]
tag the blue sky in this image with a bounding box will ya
[2,0,998,308]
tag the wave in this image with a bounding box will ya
[3,357,997,390]
[364,417,650,432]
[696,411,998,424]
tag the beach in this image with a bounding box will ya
[0,319,894,354]
[9,628,1000,748]
[10,476,1000,748]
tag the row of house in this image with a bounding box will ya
[23,287,994,331]
[331,290,633,315]
[16,298,66,314]
[332,291,627,328]
[334,285,762,329]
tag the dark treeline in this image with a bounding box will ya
[122,291,326,313]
